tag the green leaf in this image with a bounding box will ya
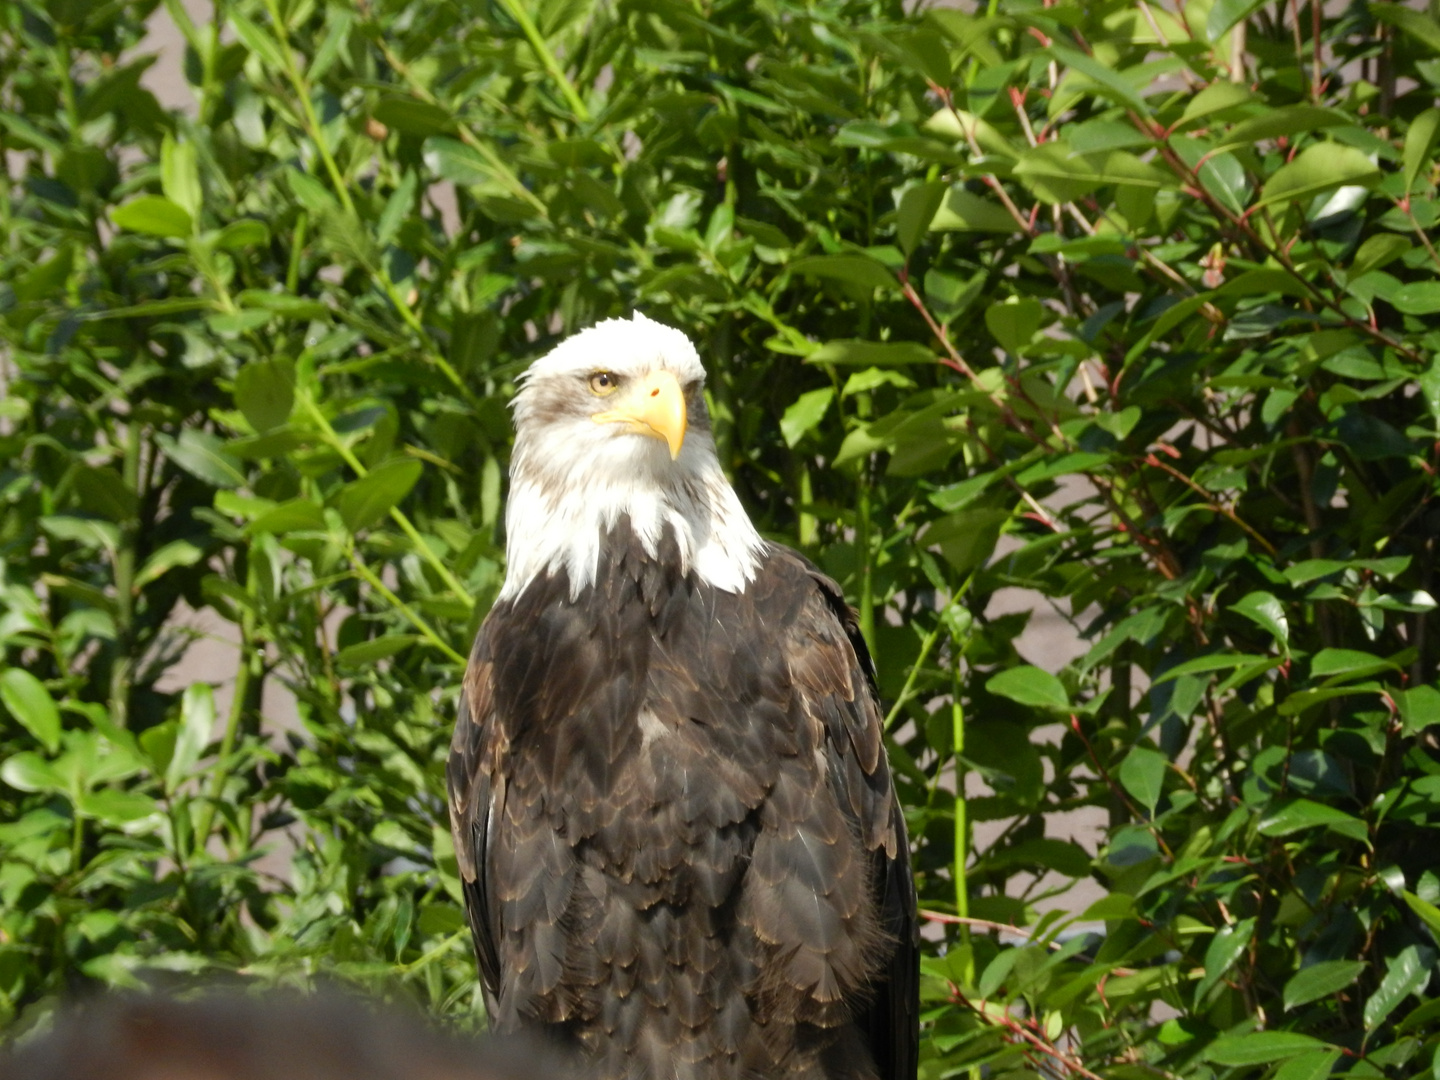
[1371,3,1440,54]
[1398,685,1440,735]
[213,219,270,251]
[1404,108,1440,194]
[1273,1051,1344,1080]
[157,430,246,489]
[928,187,1022,233]
[1387,282,1440,314]
[0,751,66,794]
[167,684,214,791]
[335,635,422,667]
[806,340,936,367]
[247,498,328,536]
[1403,890,1440,941]
[1259,798,1368,843]
[1229,590,1289,649]
[1178,83,1256,129]
[896,181,945,256]
[1364,943,1431,1029]
[1217,268,1312,299]
[234,357,295,432]
[423,136,496,187]
[228,10,287,69]
[1219,106,1352,153]
[985,297,1042,353]
[1283,960,1365,1010]
[1118,747,1167,813]
[377,171,418,247]
[1258,143,1382,209]
[78,789,160,825]
[334,458,423,532]
[140,722,178,778]
[842,369,915,397]
[788,255,898,293]
[1153,652,1270,684]
[924,508,1008,573]
[930,471,1006,513]
[133,540,205,589]
[1081,893,1136,921]
[1207,0,1270,42]
[780,387,834,448]
[160,134,202,222]
[1310,647,1396,680]
[1351,233,1413,279]
[977,945,1022,997]
[1011,143,1092,204]
[1205,1032,1328,1066]
[1195,917,1256,1003]
[988,838,1092,877]
[0,669,62,753]
[112,195,193,238]
[373,97,455,137]
[986,665,1070,712]
[40,515,120,554]
[1049,43,1149,115]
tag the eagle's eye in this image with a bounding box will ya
[588,371,620,396]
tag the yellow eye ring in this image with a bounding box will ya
[588,371,620,396]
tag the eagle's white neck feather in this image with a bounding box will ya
[495,315,767,603]
[498,437,766,602]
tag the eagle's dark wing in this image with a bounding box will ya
[447,539,918,1079]
[447,642,502,1010]
[780,556,918,1080]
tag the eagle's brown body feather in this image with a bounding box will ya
[447,520,917,1080]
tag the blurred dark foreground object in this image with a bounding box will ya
[0,987,568,1080]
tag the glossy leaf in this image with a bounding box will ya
[1205,1032,1328,1066]
[780,387,834,447]
[1118,747,1167,813]
[334,459,424,532]
[1229,591,1289,650]
[1404,108,1440,194]
[157,430,246,489]
[896,181,946,255]
[1364,944,1432,1030]
[0,670,61,753]
[788,255,898,293]
[1257,143,1382,209]
[986,666,1069,712]
[1283,960,1365,1010]
[1196,918,1255,1002]
[111,195,193,238]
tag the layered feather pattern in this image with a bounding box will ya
[448,522,917,1080]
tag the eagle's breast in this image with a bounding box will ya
[451,517,909,1080]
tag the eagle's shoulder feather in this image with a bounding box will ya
[448,531,917,1078]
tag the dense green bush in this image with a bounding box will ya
[4,0,1440,1075]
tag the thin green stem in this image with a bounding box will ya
[261,0,472,398]
[493,0,592,122]
[193,561,258,857]
[300,394,475,609]
[347,547,467,665]
[108,421,142,729]
[884,618,944,731]
[396,929,469,974]
[856,478,876,663]
[371,36,548,215]
[953,656,970,934]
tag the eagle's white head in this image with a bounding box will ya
[498,312,767,602]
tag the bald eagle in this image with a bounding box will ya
[447,313,918,1080]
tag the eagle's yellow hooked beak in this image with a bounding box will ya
[592,370,688,460]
